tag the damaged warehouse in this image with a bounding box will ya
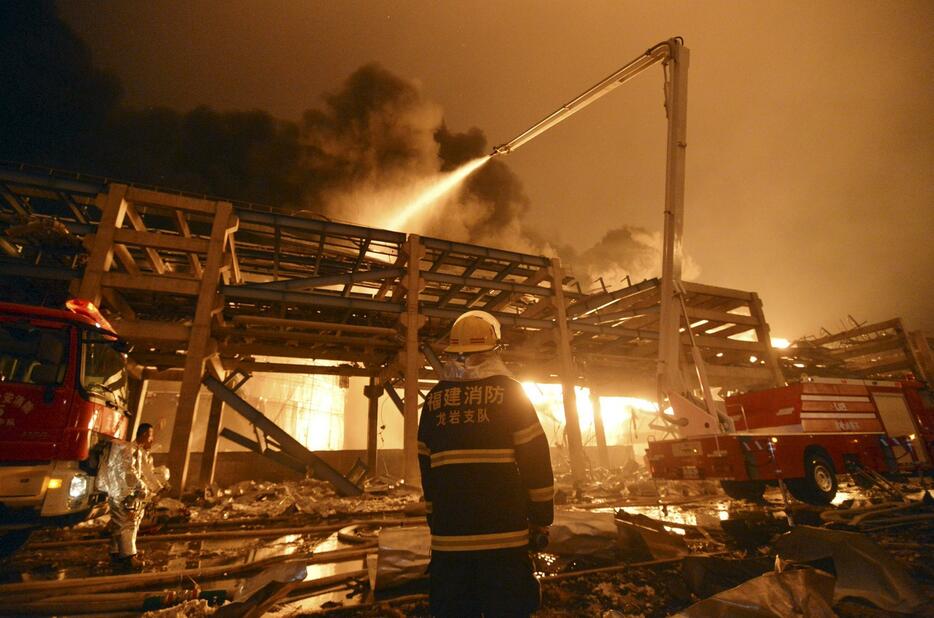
[2,4,934,618]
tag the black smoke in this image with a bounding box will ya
[299,63,444,213]
[434,124,532,246]
[0,1,681,287]
[1,2,306,207]
[0,1,120,169]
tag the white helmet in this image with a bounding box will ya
[444,310,502,353]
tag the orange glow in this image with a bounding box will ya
[521,381,659,445]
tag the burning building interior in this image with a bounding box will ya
[1,3,933,617]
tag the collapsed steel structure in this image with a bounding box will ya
[1,160,930,494]
[0,161,794,492]
[784,319,934,383]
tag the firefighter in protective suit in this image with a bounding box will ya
[418,311,554,617]
[97,423,168,570]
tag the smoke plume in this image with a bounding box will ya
[564,227,701,292]
[0,2,693,290]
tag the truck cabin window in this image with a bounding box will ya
[80,331,127,407]
[0,323,69,385]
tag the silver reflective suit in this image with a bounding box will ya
[97,440,167,557]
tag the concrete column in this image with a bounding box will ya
[77,184,128,304]
[365,377,382,475]
[750,293,786,387]
[198,392,225,486]
[166,202,236,496]
[590,388,610,469]
[402,235,425,489]
[550,257,588,483]
[125,376,148,441]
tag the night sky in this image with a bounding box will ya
[10,2,934,337]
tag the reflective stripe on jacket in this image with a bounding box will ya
[418,374,554,552]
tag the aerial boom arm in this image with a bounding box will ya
[491,40,675,156]
[491,37,723,438]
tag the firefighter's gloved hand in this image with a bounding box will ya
[528,524,549,551]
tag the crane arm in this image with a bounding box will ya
[491,40,675,156]
[491,38,724,438]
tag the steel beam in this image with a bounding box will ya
[0,167,104,195]
[231,315,398,337]
[435,257,480,308]
[205,375,362,495]
[421,236,550,267]
[223,285,404,314]
[422,270,552,296]
[234,361,372,377]
[384,382,405,415]
[219,428,307,474]
[236,209,406,244]
[248,267,404,291]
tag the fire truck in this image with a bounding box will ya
[646,377,934,504]
[0,299,131,552]
[479,37,934,505]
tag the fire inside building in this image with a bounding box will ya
[1,15,932,618]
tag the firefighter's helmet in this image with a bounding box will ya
[444,310,502,353]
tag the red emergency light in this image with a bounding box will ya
[65,298,116,333]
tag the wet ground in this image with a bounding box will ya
[1,477,932,616]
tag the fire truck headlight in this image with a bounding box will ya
[69,475,89,500]
[48,478,63,490]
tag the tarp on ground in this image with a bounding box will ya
[681,555,774,598]
[372,525,430,590]
[615,511,690,561]
[774,525,923,613]
[546,511,619,559]
[673,567,836,618]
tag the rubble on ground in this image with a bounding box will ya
[190,478,419,522]
[2,474,933,617]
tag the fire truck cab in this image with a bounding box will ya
[0,300,130,550]
[646,377,934,504]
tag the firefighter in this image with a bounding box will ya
[97,423,168,571]
[418,310,554,617]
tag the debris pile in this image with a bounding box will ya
[551,461,721,505]
[2,475,932,617]
[188,479,419,523]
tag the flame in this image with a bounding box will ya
[521,382,659,443]
[383,156,490,231]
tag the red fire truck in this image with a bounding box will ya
[474,37,934,506]
[0,299,130,552]
[646,377,934,504]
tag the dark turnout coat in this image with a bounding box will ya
[417,374,554,552]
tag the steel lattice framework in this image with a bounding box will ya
[0,161,789,490]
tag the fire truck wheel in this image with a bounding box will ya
[787,452,837,505]
[719,480,766,501]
